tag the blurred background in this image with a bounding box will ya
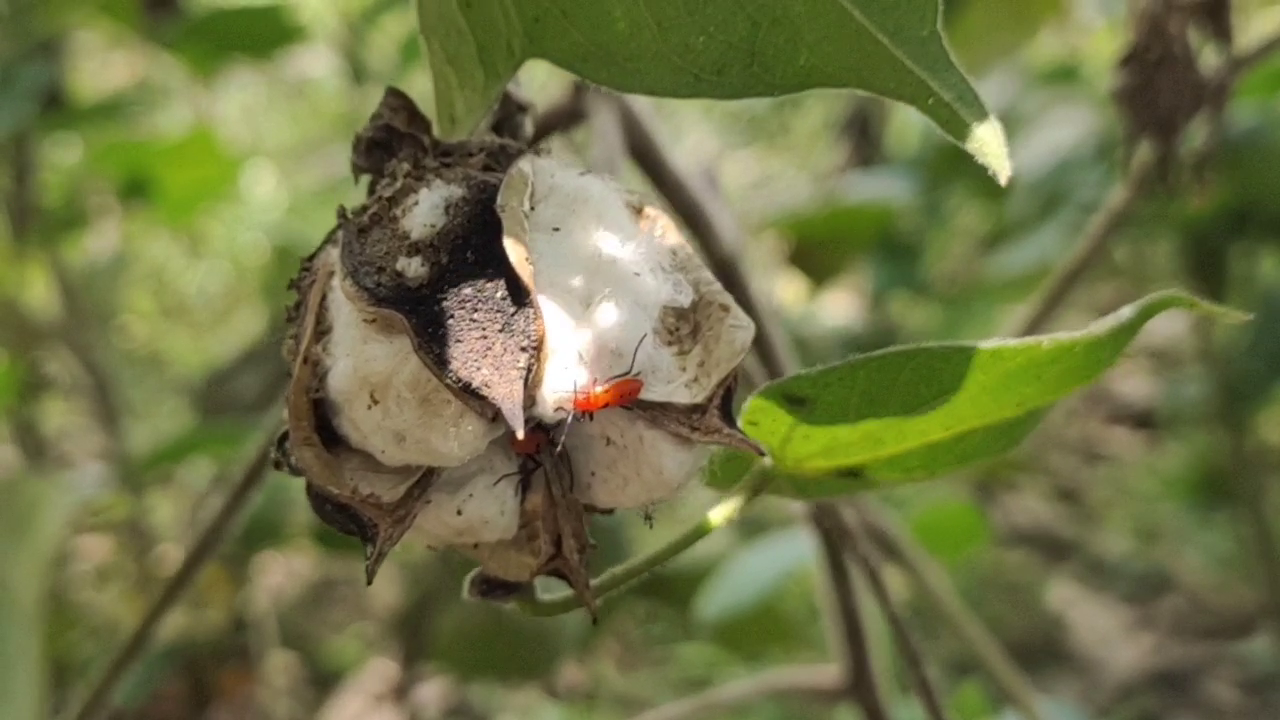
[3,0,1280,718]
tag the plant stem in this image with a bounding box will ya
[1007,144,1157,337]
[530,83,589,146]
[625,664,843,720]
[840,509,953,720]
[811,504,889,720]
[519,466,773,615]
[858,502,1043,720]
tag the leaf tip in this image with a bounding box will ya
[1155,289,1252,324]
[964,116,1013,187]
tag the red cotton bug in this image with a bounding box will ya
[569,333,648,422]
[550,333,649,455]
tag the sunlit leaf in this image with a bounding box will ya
[691,526,816,627]
[950,677,999,720]
[165,5,305,76]
[739,291,1246,493]
[416,0,1012,183]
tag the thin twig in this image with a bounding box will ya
[1008,26,1280,338]
[1006,144,1158,337]
[840,509,952,720]
[858,502,1044,720]
[811,504,889,720]
[530,83,589,146]
[1230,29,1280,76]
[50,256,127,468]
[6,130,37,240]
[584,88,628,178]
[626,664,843,720]
[68,421,279,720]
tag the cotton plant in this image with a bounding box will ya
[274,88,761,617]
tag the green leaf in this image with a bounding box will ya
[431,600,582,680]
[773,167,918,284]
[416,0,1012,183]
[165,5,304,77]
[136,420,257,475]
[908,499,991,566]
[229,474,297,563]
[945,0,1063,74]
[1225,288,1280,422]
[691,526,816,627]
[0,474,78,720]
[88,127,240,225]
[740,291,1245,487]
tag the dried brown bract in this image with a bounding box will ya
[1112,0,1212,176]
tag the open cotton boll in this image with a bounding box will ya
[566,409,712,510]
[408,441,523,547]
[324,270,504,469]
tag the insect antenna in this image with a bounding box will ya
[603,333,648,383]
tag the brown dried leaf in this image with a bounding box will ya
[304,465,437,585]
[462,452,597,619]
[351,86,437,194]
[485,87,534,145]
[1112,0,1210,170]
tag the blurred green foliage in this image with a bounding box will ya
[2,1,1280,719]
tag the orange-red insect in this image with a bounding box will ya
[569,333,648,421]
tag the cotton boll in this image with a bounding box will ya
[324,270,504,469]
[566,409,711,510]
[408,441,523,547]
